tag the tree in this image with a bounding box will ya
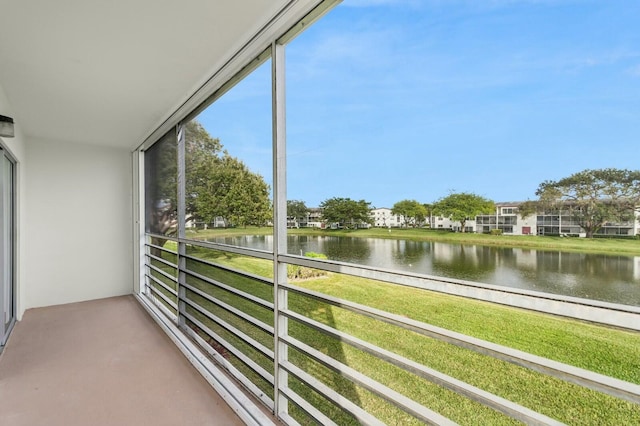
[422,203,434,228]
[287,200,309,219]
[534,168,640,238]
[147,120,272,239]
[391,199,428,227]
[432,192,495,233]
[320,197,372,229]
[287,200,309,228]
[185,120,223,220]
[517,200,538,220]
[189,151,271,227]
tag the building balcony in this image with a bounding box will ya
[1,2,640,425]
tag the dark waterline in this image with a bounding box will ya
[206,234,640,306]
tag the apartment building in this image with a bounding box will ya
[475,203,536,235]
[440,202,639,237]
[370,207,406,227]
[288,207,324,228]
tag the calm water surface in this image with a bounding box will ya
[207,235,640,306]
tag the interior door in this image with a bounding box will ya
[0,148,15,351]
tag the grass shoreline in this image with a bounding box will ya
[186,226,640,256]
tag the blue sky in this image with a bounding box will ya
[198,0,640,208]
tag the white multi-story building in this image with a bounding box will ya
[370,207,406,228]
[431,215,474,232]
[288,207,324,228]
[535,205,640,237]
[475,203,534,235]
[435,202,639,237]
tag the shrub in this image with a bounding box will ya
[287,252,328,280]
[304,252,328,259]
[490,229,503,235]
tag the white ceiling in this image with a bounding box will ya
[0,1,293,149]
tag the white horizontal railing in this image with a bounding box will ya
[157,234,640,330]
[281,284,640,405]
[142,233,640,425]
[279,253,640,332]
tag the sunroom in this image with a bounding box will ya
[1,1,639,425]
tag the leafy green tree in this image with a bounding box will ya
[432,192,495,233]
[534,168,640,238]
[182,120,272,228]
[422,203,434,228]
[287,200,309,220]
[146,120,271,245]
[188,151,271,227]
[391,199,428,227]
[320,197,372,229]
[185,121,222,219]
[517,200,538,220]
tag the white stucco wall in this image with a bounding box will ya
[24,138,133,310]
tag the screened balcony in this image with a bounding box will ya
[1,1,639,425]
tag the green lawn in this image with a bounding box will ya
[170,243,640,425]
[187,226,640,256]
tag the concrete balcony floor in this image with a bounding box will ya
[0,295,244,426]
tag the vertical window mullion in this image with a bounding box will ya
[0,150,17,350]
[272,41,288,419]
[0,152,6,346]
[135,149,147,298]
[177,124,187,328]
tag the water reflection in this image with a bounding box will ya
[391,240,431,266]
[205,235,640,306]
[431,245,497,281]
[322,237,371,263]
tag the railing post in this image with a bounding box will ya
[272,40,289,420]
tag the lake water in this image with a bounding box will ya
[206,234,640,306]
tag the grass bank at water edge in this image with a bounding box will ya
[186,226,640,256]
